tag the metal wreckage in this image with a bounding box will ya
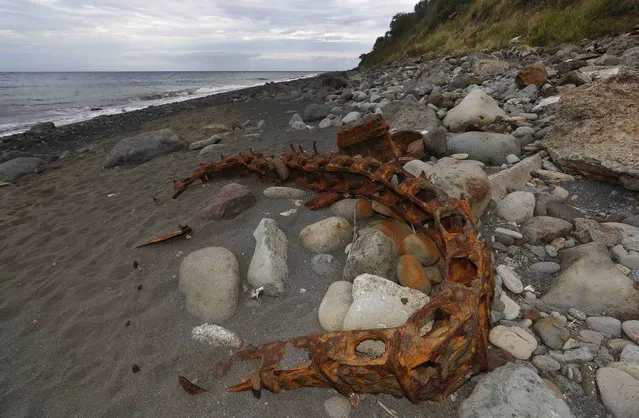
[172,115,494,403]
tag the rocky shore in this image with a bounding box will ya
[1,31,639,417]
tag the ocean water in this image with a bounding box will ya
[0,71,318,137]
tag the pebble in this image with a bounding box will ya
[609,338,634,353]
[564,347,594,363]
[489,325,537,360]
[586,316,622,337]
[505,154,520,164]
[528,261,561,275]
[191,324,242,348]
[262,186,308,199]
[497,191,536,223]
[578,329,604,353]
[500,293,521,320]
[318,281,353,332]
[451,153,469,160]
[495,227,523,240]
[568,308,587,321]
[533,355,561,372]
[622,320,639,344]
[562,338,580,350]
[620,344,639,364]
[533,316,570,350]
[496,264,523,294]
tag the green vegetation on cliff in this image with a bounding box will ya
[359,0,639,66]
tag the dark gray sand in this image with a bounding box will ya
[0,97,468,416]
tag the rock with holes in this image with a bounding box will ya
[459,363,573,418]
[342,274,430,330]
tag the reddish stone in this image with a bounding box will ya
[515,64,548,88]
[201,183,256,220]
[397,255,432,295]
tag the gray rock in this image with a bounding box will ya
[200,183,256,220]
[262,187,308,199]
[586,316,622,337]
[596,368,639,418]
[612,245,639,270]
[342,274,429,330]
[299,217,352,253]
[27,121,55,134]
[568,308,587,321]
[521,216,573,244]
[542,242,639,319]
[578,329,604,353]
[533,355,562,372]
[610,361,639,381]
[546,202,582,222]
[188,135,222,150]
[423,126,448,156]
[104,129,185,168]
[443,89,506,132]
[621,344,639,364]
[606,222,639,252]
[324,395,352,418]
[564,347,594,363]
[459,362,574,418]
[318,281,353,332]
[623,215,639,228]
[497,191,536,223]
[573,218,622,247]
[303,103,331,121]
[620,46,639,66]
[341,111,362,125]
[447,132,521,166]
[290,120,309,131]
[288,113,303,126]
[529,262,561,275]
[495,227,523,244]
[506,154,521,165]
[198,143,227,156]
[247,219,288,296]
[178,247,240,322]
[343,231,398,282]
[0,157,47,181]
[382,101,441,131]
[331,199,371,221]
[311,254,342,279]
[534,317,570,350]
[513,126,536,138]
[425,157,491,218]
[501,293,521,320]
[622,320,639,344]
[489,325,537,359]
[496,264,524,294]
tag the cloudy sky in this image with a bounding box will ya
[0,0,416,71]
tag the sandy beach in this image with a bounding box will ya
[0,90,468,417]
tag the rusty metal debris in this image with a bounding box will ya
[135,224,192,248]
[172,115,493,403]
[178,375,208,395]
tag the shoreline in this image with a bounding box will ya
[0,71,337,158]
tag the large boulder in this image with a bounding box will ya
[424,157,491,219]
[543,71,639,191]
[442,89,505,132]
[381,101,441,131]
[459,363,574,418]
[447,132,520,166]
[542,242,639,320]
[0,157,47,181]
[178,247,241,322]
[104,129,186,168]
[247,219,288,296]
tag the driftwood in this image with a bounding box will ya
[171,116,493,403]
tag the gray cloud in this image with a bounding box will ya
[0,0,415,71]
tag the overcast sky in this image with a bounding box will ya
[0,0,416,71]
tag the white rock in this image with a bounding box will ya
[188,135,222,150]
[500,293,521,320]
[532,95,561,112]
[178,247,240,322]
[247,218,288,296]
[342,274,430,330]
[299,217,353,253]
[318,281,353,332]
[191,324,242,348]
[342,111,362,125]
[403,159,433,177]
[496,264,524,294]
[506,154,521,164]
[621,344,639,364]
[497,191,535,223]
[289,113,303,126]
[443,89,505,132]
[489,325,537,359]
[622,320,639,344]
[263,187,308,199]
[495,227,524,240]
